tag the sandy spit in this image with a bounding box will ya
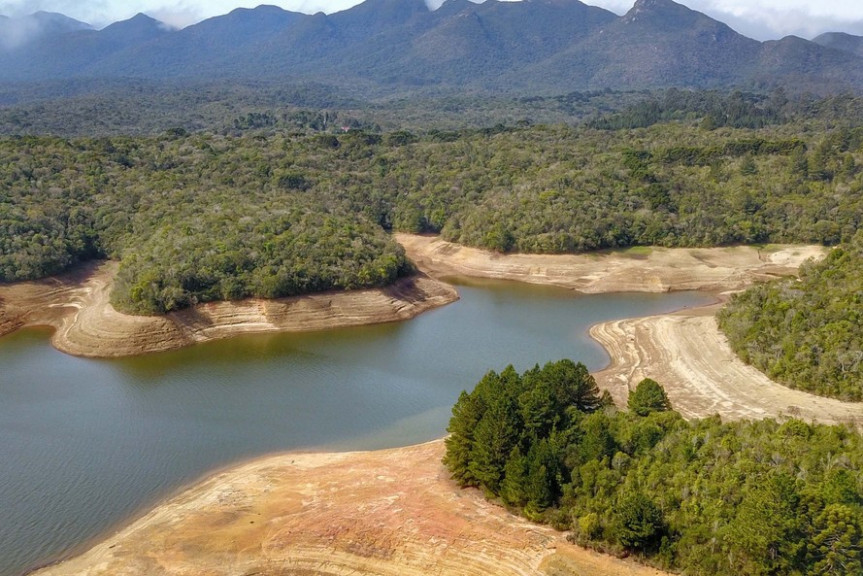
[399,235,859,428]
[1,235,825,357]
[590,303,863,428]
[0,262,458,357]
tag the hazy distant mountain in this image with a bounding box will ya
[812,32,863,58]
[0,13,168,80]
[511,0,762,91]
[0,11,91,51]
[1,0,861,95]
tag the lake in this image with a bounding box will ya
[0,278,712,576]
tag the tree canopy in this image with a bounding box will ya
[4,90,863,314]
[719,230,863,400]
[627,378,672,416]
[444,362,863,575]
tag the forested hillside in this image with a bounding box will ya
[444,362,863,576]
[2,91,863,314]
[0,132,411,314]
[719,231,863,400]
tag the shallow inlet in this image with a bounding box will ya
[0,279,712,576]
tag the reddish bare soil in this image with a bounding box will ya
[32,441,668,576]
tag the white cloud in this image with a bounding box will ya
[677,0,863,39]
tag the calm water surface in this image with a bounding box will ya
[0,279,712,576]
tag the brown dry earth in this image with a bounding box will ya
[19,235,862,576]
[0,262,457,357]
[33,441,667,576]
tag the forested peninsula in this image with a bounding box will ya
[3,90,863,315]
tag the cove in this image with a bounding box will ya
[0,279,712,576]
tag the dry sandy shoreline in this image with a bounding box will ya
[22,235,863,576]
[32,440,670,576]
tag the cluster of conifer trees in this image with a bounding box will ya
[444,361,863,575]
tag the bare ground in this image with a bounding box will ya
[591,304,863,428]
[32,441,668,576]
[396,233,827,293]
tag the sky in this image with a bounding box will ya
[0,0,862,41]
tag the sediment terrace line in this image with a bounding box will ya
[591,305,863,428]
[0,263,458,357]
[15,236,863,576]
[396,233,827,293]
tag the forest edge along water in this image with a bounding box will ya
[0,234,826,358]
[1,235,843,576]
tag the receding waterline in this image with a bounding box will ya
[0,280,712,576]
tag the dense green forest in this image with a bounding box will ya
[444,361,863,576]
[718,232,863,401]
[0,81,639,137]
[3,90,863,313]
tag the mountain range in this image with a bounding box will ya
[1,0,863,95]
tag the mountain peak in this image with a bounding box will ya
[625,0,689,21]
[1,0,861,94]
[99,12,169,42]
[102,12,162,30]
[29,11,93,30]
[813,31,863,58]
[229,5,290,16]
[0,11,92,51]
[631,0,680,9]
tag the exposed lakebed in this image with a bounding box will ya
[0,279,711,576]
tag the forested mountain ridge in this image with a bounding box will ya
[2,0,863,94]
[813,31,863,58]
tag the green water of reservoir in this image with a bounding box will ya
[0,279,712,576]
